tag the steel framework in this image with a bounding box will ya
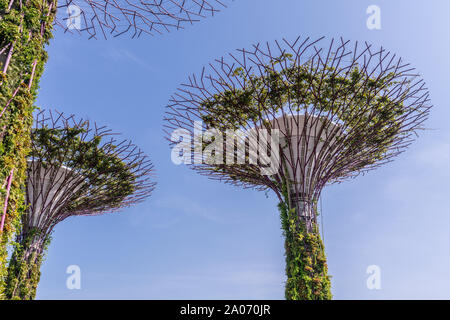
[164,36,431,231]
[25,109,155,239]
[57,0,228,38]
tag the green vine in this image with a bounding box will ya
[194,54,412,191]
[4,228,50,300]
[0,0,55,297]
[278,185,332,300]
[200,54,405,162]
[31,126,137,210]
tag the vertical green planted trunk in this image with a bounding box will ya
[278,199,332,300]
[0,0,55,297]
[4,230,49,300]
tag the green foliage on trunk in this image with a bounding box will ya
[278,199,332,300]
[4,229,50,300]
[0,0,55,297]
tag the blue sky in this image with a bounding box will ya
[33,0,450,299]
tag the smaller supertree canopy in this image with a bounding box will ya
[164,36,431,202]
[56,0,228,38]
[24,110,155,237]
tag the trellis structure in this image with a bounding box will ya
[164,36,431,300]
[56,0,227,39]
[0,0,226,295]
[4,110,155,300]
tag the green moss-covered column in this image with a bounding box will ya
[0,0,55,297]
[278,199,332,300]
[4,229,49,300]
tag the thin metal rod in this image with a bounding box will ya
[0,169,14,233]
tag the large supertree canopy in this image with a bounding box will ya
[164,36,431,204]
[57,0,228,38]
[25,109,155,237]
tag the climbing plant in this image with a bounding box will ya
[278,186,331,300]
[0,0,55,298]
[4,228,50,300]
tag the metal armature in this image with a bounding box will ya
[23,110,155,242]
[57,0,228,38]
[164,36,431,231]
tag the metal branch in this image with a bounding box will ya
[56,0,228,38]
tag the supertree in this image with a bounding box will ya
[0,0,227,293]
[164,36,431,300]
[4,110,155,300]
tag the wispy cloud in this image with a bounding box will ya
[81,263,284,299]
[104,48,154,71]
[154,195,229,224]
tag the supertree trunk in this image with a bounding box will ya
[4,230,48,300]
[0,0,55,297]
[278,194,332,300]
